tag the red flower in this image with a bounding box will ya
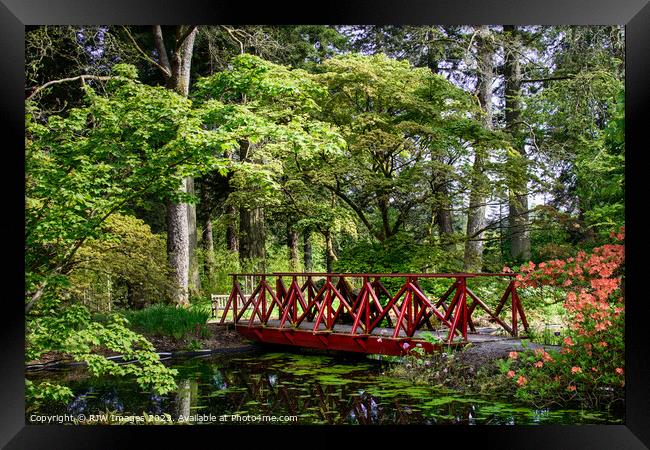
[507,370,515,378]
[571,366,582,374]
[516,376,527,386]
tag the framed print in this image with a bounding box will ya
[2,0,649,447]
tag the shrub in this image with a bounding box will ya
[497,226,625,408]
[68,214,173,311]
[122,305,210,341]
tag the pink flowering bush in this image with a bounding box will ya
[498,226,625,407]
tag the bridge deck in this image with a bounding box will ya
[259,319,509,342]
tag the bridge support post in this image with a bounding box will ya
[447,276,468,344]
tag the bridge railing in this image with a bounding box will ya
[220,272,528,344]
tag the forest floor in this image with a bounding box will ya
[143,322,251,353]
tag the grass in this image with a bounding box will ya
[121,304,210,340]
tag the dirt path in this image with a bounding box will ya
[457,339,560,368]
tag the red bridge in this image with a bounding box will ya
[219,272,529,356]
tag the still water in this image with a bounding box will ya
[27,350,623,425]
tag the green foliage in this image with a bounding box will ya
[520,26,624,248]
[26,305,178,408]
[111,63,139,79]
[24,27,626,413]
[26,66,230,310]
[193,54,345,213]
[335,234,463,275]
[121,305,210,341]
[419,332,445,344]
[312,53,502,242]
[526,326,565,346]
[68,213,173,310]
[25,64,235,407]
[575,89,624,239]
[25,379,74,411]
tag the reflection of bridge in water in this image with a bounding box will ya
[219,272,529,355]
[201,363,475,425]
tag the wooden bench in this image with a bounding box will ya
[210,294,249,318]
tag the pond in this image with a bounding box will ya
[26,350,624,425]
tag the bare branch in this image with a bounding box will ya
[122,26,171,78]
[323,182,379,241]
[152,25,172,74]
[26,75,115,101]
[221,25,244,54]
[521,75,575,83]
[465,205,539,240]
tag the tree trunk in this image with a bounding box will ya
[157,25,198,306]
[324,229,337,273]
[187,177,200,296]
[432,175,454,249]
[464,25,493,272]
[503,25,531,263]
[303,231,312,272]
[174,379,193,422]
[239,207,266,271]
[222,148,239,253]
[237,140,265,270]
[166,194,190,306]
[225,204,239,252]
[202,217,214,284]
[287,226,299,271]
[377,195,391,241]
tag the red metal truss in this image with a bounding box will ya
[220,272,529,356]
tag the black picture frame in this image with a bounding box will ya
[2,1,649,447]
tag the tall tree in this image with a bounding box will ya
[130,25,200,304]
[315,54,487,244]
[518,26,624,250]
[237,141,267,270]
[503,25,532,263]
[25,64,230,401]
[342,26,470,247]
[464,26,494,271]
[192,54,345,274]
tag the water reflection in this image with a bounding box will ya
[27,351,623,425]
